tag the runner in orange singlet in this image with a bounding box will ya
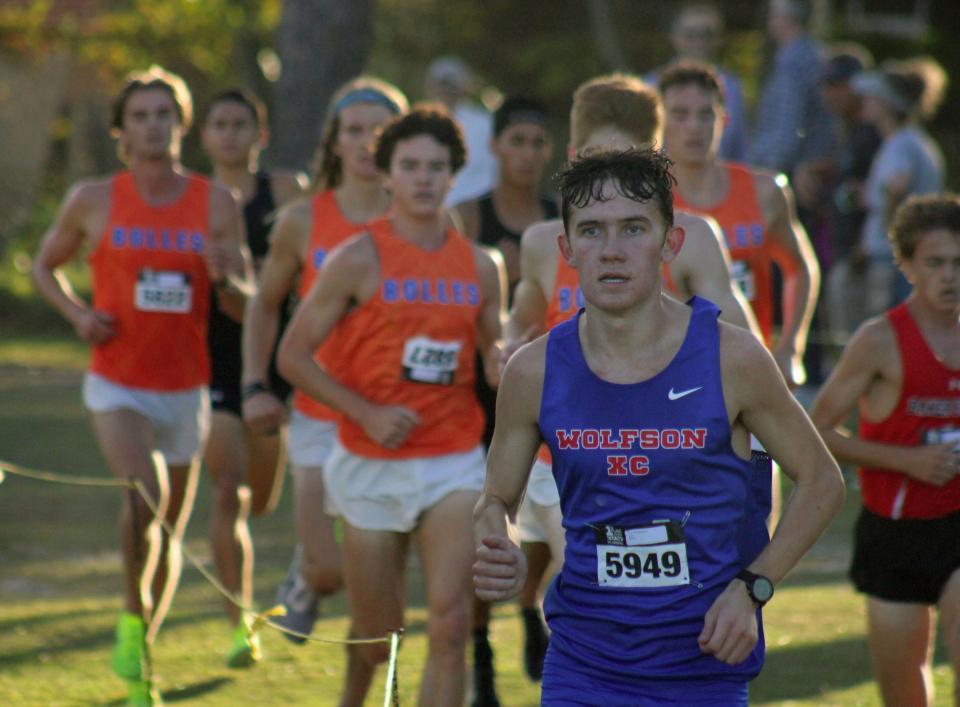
[32,67,251,705]
[200,88,307,667]
[279,107,503,707]
[659,61,819,386]
[503,75,760,682]
[811,195,960,707]
[242,77,408,642]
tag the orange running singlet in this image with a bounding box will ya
[89,171,212,390]
[293,190,371,421]
[673,163,772,345]
[336,219,484,459]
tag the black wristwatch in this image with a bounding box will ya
[241,381,269,400]
[736,569,774,607]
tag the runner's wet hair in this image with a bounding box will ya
[205,88,267,127]
[570,74,661,149]
[313,76,409,190]
[111,65,193,132]
[889,193,960,262]
[558,147,676,232]
[374,104,467,175]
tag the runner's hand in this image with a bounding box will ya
[902,442,959,486]
[698,579,759,665]
[74,309,115,345]
[474,535,527,602]
[243,391,287,435]
[362,405,420,449]
[771,342,805,389]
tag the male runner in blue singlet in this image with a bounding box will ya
[474,148,844,705]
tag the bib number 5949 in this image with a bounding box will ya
[597,543,689,588]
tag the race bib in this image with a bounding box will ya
[135,270,192,313]
[401,336,462,385]
[923,425,960,451]
[730,260,756,301]
[595,520,689,588]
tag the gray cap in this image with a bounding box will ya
[426,56,471,89]
[851,71,910,113]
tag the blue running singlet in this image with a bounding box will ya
[539,297,764,702]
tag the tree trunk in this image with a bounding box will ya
[267,0,374,172]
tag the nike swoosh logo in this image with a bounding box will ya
[668,386,703,401]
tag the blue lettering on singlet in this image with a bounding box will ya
[538,296,766,689]
[109,227,206,253]
[313,248,327,269]
[380,278,480,306]
[751,223,764,246]
[730,223,764,249]
[558,286,585,312]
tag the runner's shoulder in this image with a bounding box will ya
[520,218,563,254]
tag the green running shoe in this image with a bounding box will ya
[126,678,162,706]
[226,619,262,668]
[112,612,145,680]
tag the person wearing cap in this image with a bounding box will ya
[425,56,498,207]
[852,57,946,319]
[645,1,749,162]
[454,95,558,706]
[817,46,882,338]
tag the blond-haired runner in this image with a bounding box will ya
[32,67,252,705]
[279,106,504,707]
[242,77,407,643]
[200,88,307,667]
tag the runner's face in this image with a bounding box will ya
[561,181,681,313]
[900,229,960,315]
[492,122,551,188]
[202,100,260,168]
[120,88,182,160]
[662,84,723,165]
[385,134,453,218]
[335,102,395,181]
[671,10,721,61]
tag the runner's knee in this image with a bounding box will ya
[301,554,343,596]
[427,596,469,652]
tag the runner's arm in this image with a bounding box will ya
[503,223,553,347]
[208,184,255,322]
[765,175,820,384]
[699,326,844,664]
[474,340,546,601]
[242,206,305,390]
[31,182,115,344]
[474,246,506,388]
[269,170,310,205]
[730,325,844,585]
[677,216,761,337]
[809,320,959,485]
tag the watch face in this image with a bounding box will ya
[753,576,774,603]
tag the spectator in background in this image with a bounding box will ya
[750,0,836,177]
[425,56,498,207]
[854,57,947,317]
[819,47,882,339]
[645,2,749,161]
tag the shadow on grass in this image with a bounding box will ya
[752,635,873,703]
[103,677,234,705]
[0,608,222,668]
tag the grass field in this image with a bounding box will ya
[0,349,955,706]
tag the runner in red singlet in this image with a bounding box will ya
[278,106,504,707]
[32,67,251,705]
[811,194,960,707]
[241,77,407,643]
